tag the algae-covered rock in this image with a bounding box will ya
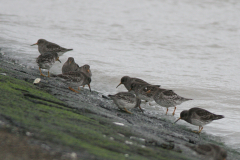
[0,56,239,160]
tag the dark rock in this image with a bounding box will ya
[0,55,239,160]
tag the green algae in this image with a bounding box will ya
[0,74,191,160]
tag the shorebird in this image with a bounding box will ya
[62,57,92,77]
[174,107,224,133]
[108,92,143,114]
[62,57,80,74]
[130,83,160,102]
[31,39,73,56]
[76,64,92,78]
[36,52,61,77]
[57,71,91,93]
[186,143,227,160]
[147,88,192,115]
[116,76,149,91]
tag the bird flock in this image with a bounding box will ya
[31,39,227,160]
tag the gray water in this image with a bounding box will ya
[1,0,240,151]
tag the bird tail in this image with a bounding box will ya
[213,115,224,120]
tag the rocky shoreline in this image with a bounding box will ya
[0,53,239,160]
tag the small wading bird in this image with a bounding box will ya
[186,143,227,160]
[31,39,73,56]
[147,88,192,115]
[62,57,92,77]
[62,57,80,74]
[108,92,143,114]
[116,76,149,91]
[77,64,92,78]
[36,52,61,77]
[130,83,160,102]
[174,107,224,133]
[56,71,91,93]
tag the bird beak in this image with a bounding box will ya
[56,57,61,63]
[88,84,91,92]
[116,82,122,88]
[87,69,90,73]
[31,43,38,46]
[146,90,151,93]
[68,60,72,64]
[174,117,181,124]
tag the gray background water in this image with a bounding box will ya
[0,0,240,151]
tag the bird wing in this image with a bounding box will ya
[57,71,84,82]
[193,108,216,121]
[116,92,135,103]
[161,90,179,100]
[36,54,54,63]
[132,78,149,84]
[46,42,65,52]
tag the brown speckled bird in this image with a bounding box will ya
[130,83,160,102]
[116,76,149,91]
[148,88,192,115]
[36,52,61,77]
[62,57,92,78]
[62,57,80,74]
[174,107,224,133]
[108,92,143,114]
[57,71,91,93]
[76,64,92,78]
[31,39,73,56]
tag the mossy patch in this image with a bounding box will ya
[0,74,191,160]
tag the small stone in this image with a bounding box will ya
[33,78,41,84]
[109,137,114,140]
[0,73,6,76]
[130,136,145,144]
[125,141,133,145]
[26,132,33,136]
[70,152,77,159]
[118,133,125,137]
[113,122,124,126]
[141,145,146,148]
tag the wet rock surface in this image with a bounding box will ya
[0,55,239,160]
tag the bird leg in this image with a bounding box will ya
[82,85,85,88]
[193,126,203,134]
[78,86,81,90]
[124,108,132,114]
[172,107,176,115]
[198,127,203,133]
[88,84,92,92]
[39,67,46,77]
[138,106,144,113]
[165,108,168,115]
[48,71,50,77]
[68,87,79,93]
